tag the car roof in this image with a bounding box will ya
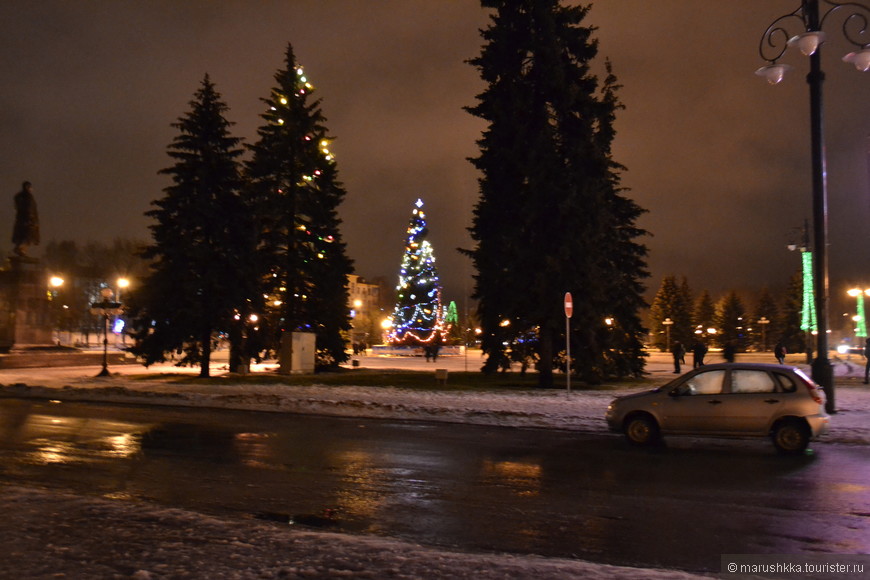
[685,362,801,372]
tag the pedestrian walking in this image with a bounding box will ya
[723,341,736,363]
[774,341,787,365]
[671,341,685,374]
[692,340,707,368]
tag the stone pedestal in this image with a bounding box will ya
[0,257,53,351]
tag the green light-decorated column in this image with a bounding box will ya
[856,294,867,338]
[800,251,817,335]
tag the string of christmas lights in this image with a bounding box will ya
[801,251,817,334]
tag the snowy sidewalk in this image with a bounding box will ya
[0,355,868,445]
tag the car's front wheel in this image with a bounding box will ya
[771,419,810,454]
[623,414,660,446]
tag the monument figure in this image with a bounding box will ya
[12,181,39,257]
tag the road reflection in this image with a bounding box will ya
[0,398,867,573]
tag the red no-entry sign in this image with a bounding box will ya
[564,292,573,319]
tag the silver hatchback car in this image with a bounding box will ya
[605,363,829,454]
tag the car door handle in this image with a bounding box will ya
[764,399,780,404]
[707,400,723,405]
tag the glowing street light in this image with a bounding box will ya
[116,277,130,301]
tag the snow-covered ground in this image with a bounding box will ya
[0,352,867,578]
[0,484,714,580]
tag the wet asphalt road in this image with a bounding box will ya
[0,398,868,573]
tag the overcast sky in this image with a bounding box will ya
[1,1,868,320]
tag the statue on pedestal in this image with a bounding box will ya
[12,181,39,257]
[0,181,50,351]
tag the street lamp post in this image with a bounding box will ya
[756,0,869,414]
[116,278,130,346]
[758,316,771,351]
[351,299,363,351]
[90,287,123,377]
[662,317,674,352]
[48,276,65,346]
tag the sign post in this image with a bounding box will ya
[564,292,573,393]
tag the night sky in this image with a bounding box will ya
[1,1,868,319]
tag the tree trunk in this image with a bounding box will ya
[199,328,212,378]
[228,321,242,373]
[537,330,554,388]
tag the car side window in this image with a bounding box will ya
[773,372,797,393]
[731,370,776,394]
[684,370,725,395]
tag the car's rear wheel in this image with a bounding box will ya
[624,414,660,446]
[771,419,810,454]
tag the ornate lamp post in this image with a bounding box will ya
[756,0,869,413]
[90,287,123,377]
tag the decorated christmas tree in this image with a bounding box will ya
[388,199,446,346]
[444,300,461,342]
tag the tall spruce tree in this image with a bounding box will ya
[592,61,650,379]
[715,291,748,350]
[694,289,716,339]
[673,277,695,348]
[127,75,255,377]
[649,276,692,351]
[465,0,648,386]
[753,287,779,351]
[246,44,353,369]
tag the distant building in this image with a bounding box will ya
[347,274,383,346]
[347,274,380,314]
